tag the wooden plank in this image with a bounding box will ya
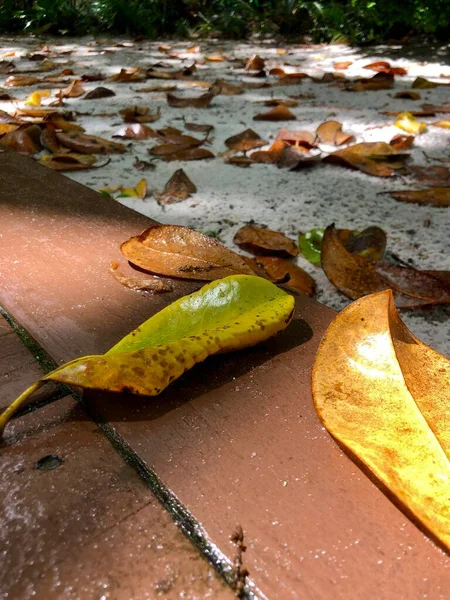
[1,150,450,598]
[0,331,233,600]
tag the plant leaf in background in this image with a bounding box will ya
[298,228,324,265]
[312,290,450,552]
[0,276,294,434]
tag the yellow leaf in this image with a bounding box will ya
[0,276,294,433]
[394,111,427,134]
[312,290,450,552]
[135,178,147,199]
[25,90,51,106]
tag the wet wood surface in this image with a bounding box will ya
[1,150,450,599]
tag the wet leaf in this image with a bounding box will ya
[250,140,288,164]
[254,105,296,121]
[225,128,266,152]
[394,111,426,134]
[84,86,116,99]
[389,188,450,207]
[0,275,294,434]
[155,169,196,205]
[278,147,321,170]
[412,76,438,89]
[233,225,298,258]
[205,55,225,62]
[246,55,265,71]
[119,105,161,123]
[56,132,126,154]
[121,224,254,280]
[247,256,315,296]
[298,228,324,265]
[312,289,450,553]
[325,142,409,177]
[167,92,214,108]
[394,91,421,100]
[316,120,355,146]
[5,75,39,87]
[39,153,99,171]
[113,123,157,140]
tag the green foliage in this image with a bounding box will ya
[0,0,449,42]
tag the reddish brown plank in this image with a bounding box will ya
[1,395,233,600]
[1,150,450,598]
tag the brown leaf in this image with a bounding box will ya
[113,123,157,140]
[277,146,321,170]
[276,129,316,149]
[155,169,196,205]
[389,134,414,150]
[4,75,39,87]
[346,72,394,92]
[108,68,147,82]
[209,79,244,95]
[246,55,265,71]
[224,155,254,168]
[432,120,450,129]
[59,80,86,98]
[408,166,450,187]
[156,132,204,146]
[80,72,106,82]
[363,61,407,75]
[148,145,214,161]
[120,224,254,280]
[225,129,266,152]
[40,127,62,153]
[184,122,214,134]
[334,61,352,70]
[133,158,156,171]
[247,256,315,296]
[0,124,42,155]
[119,105,161,123]
[250,140,288,164]
[39,153,99,171]
[57,132,126,154]
[233,225,298,258]
[167,92,214,108]
[325,142,409,177]
[394,91,421,100]
[205,55,225,62]
[0,123,20,135]
[338,226,387,261]
[140,84,178,93]
[254,105,296,121]
[84,86,116,99]
[422,104,450,114]
[389,188,450,207]
[262,98,298,108]
[316,120,355,146]
[109,261,173,294]
[374,263,450,304]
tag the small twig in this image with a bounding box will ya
[230,525,249,598]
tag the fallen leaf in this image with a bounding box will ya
[118,178,148,199]
[276,129,316,149]
[121,225,255,280]
[113,123,157,140]
[84,86,116,99]
[254,105,296,121]
[205,55,225,62]
[247,256,315,296]
[184,122,214,134]
[298,228,324,265]
[0,275,294,434]
[133,158,156,171]
[4,75,39,87]
[224,155,254,168]
[363,61,407,75]
[408,166,450,187]
[25,90,51,106]
[167,92,214,108]
[395,111,427,134]
[119,105,161,123]
[0,123,20,135]
[432,120,450,129]
[389,188,450,207]
[59,79,86,98]
[0,125,41,155]
[274,73,308,86]
[225,128,266,152]
[312,289,450,553]
[156,131,204,146]
[389,134,414,150]
[108,67,147,82]
[374,263,450,304]
[325,142,409,177]
[334,61,352,70]
[346,71,394,92]
[316,120,355,146]
[262,98,298,108]
[250,140,288,164]
[233,225,298,258]
[278,147,321,170]
[151,146,214,162]
[338,226,387,261]
[422,104,450,114]
[40,127,62,153]
[394,91,421,100]
[39,153,99,171]
[209,79,244,95]
[57,132,126,154]
[246,55,265,71]
[412,76,438,89]
[155,169,196,205]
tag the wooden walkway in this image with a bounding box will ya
[1,149,449,599]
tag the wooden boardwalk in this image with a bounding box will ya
[1,149,449,599]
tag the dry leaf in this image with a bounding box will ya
[412,76,438,89]
[334,61,352,70]
[262,98,298,108]
[0,125,41,155]
[40,127,62,153]
[389,134,414,150]
[205,55,225,62]
[57,132,126,154]
[394,91,421,100]
[422,104,450,114]
[254,105,296,121]
[225,129,266,152]
[389,188,450,207]
[149,145,214,161]
[246,55,265,71]
[233,225,298,258]
[277,146,321,170]
[408,166,450,187]
[363,61,407,75]
[247,256,315,296]
[108,68,146,82]
[209,79,244,95]
[312,289,450,553]
[119,105,161,123]
[113,123,157,140]
[155,169,196,205]
[394,112,427,134]
[346,71,394,92]
[59,80,86,98]
[224,155,254,168]
[84,87,116,99]
[167,92,214,109]
[156,131,203,146]
[374,263,450,304]
[325,142,409,177]
[39,153,99,171]
[121,224,254,280]
[4,75,39,87]
[250,140,288,164]
[184,122,214,134]
[276,128,316,149]
[25,90,51,106]
[316,120,355,146]
[338,226,387,261]
[119,178,148,199]
[432,120,450,129]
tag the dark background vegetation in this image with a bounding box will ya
[0,0,449,44]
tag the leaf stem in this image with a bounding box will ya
[0,380,45,434]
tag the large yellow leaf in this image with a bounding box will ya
[0,276,294,433]
[312,290,450,551]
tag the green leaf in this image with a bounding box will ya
[0,275,294,433]
[298,228,324,265]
